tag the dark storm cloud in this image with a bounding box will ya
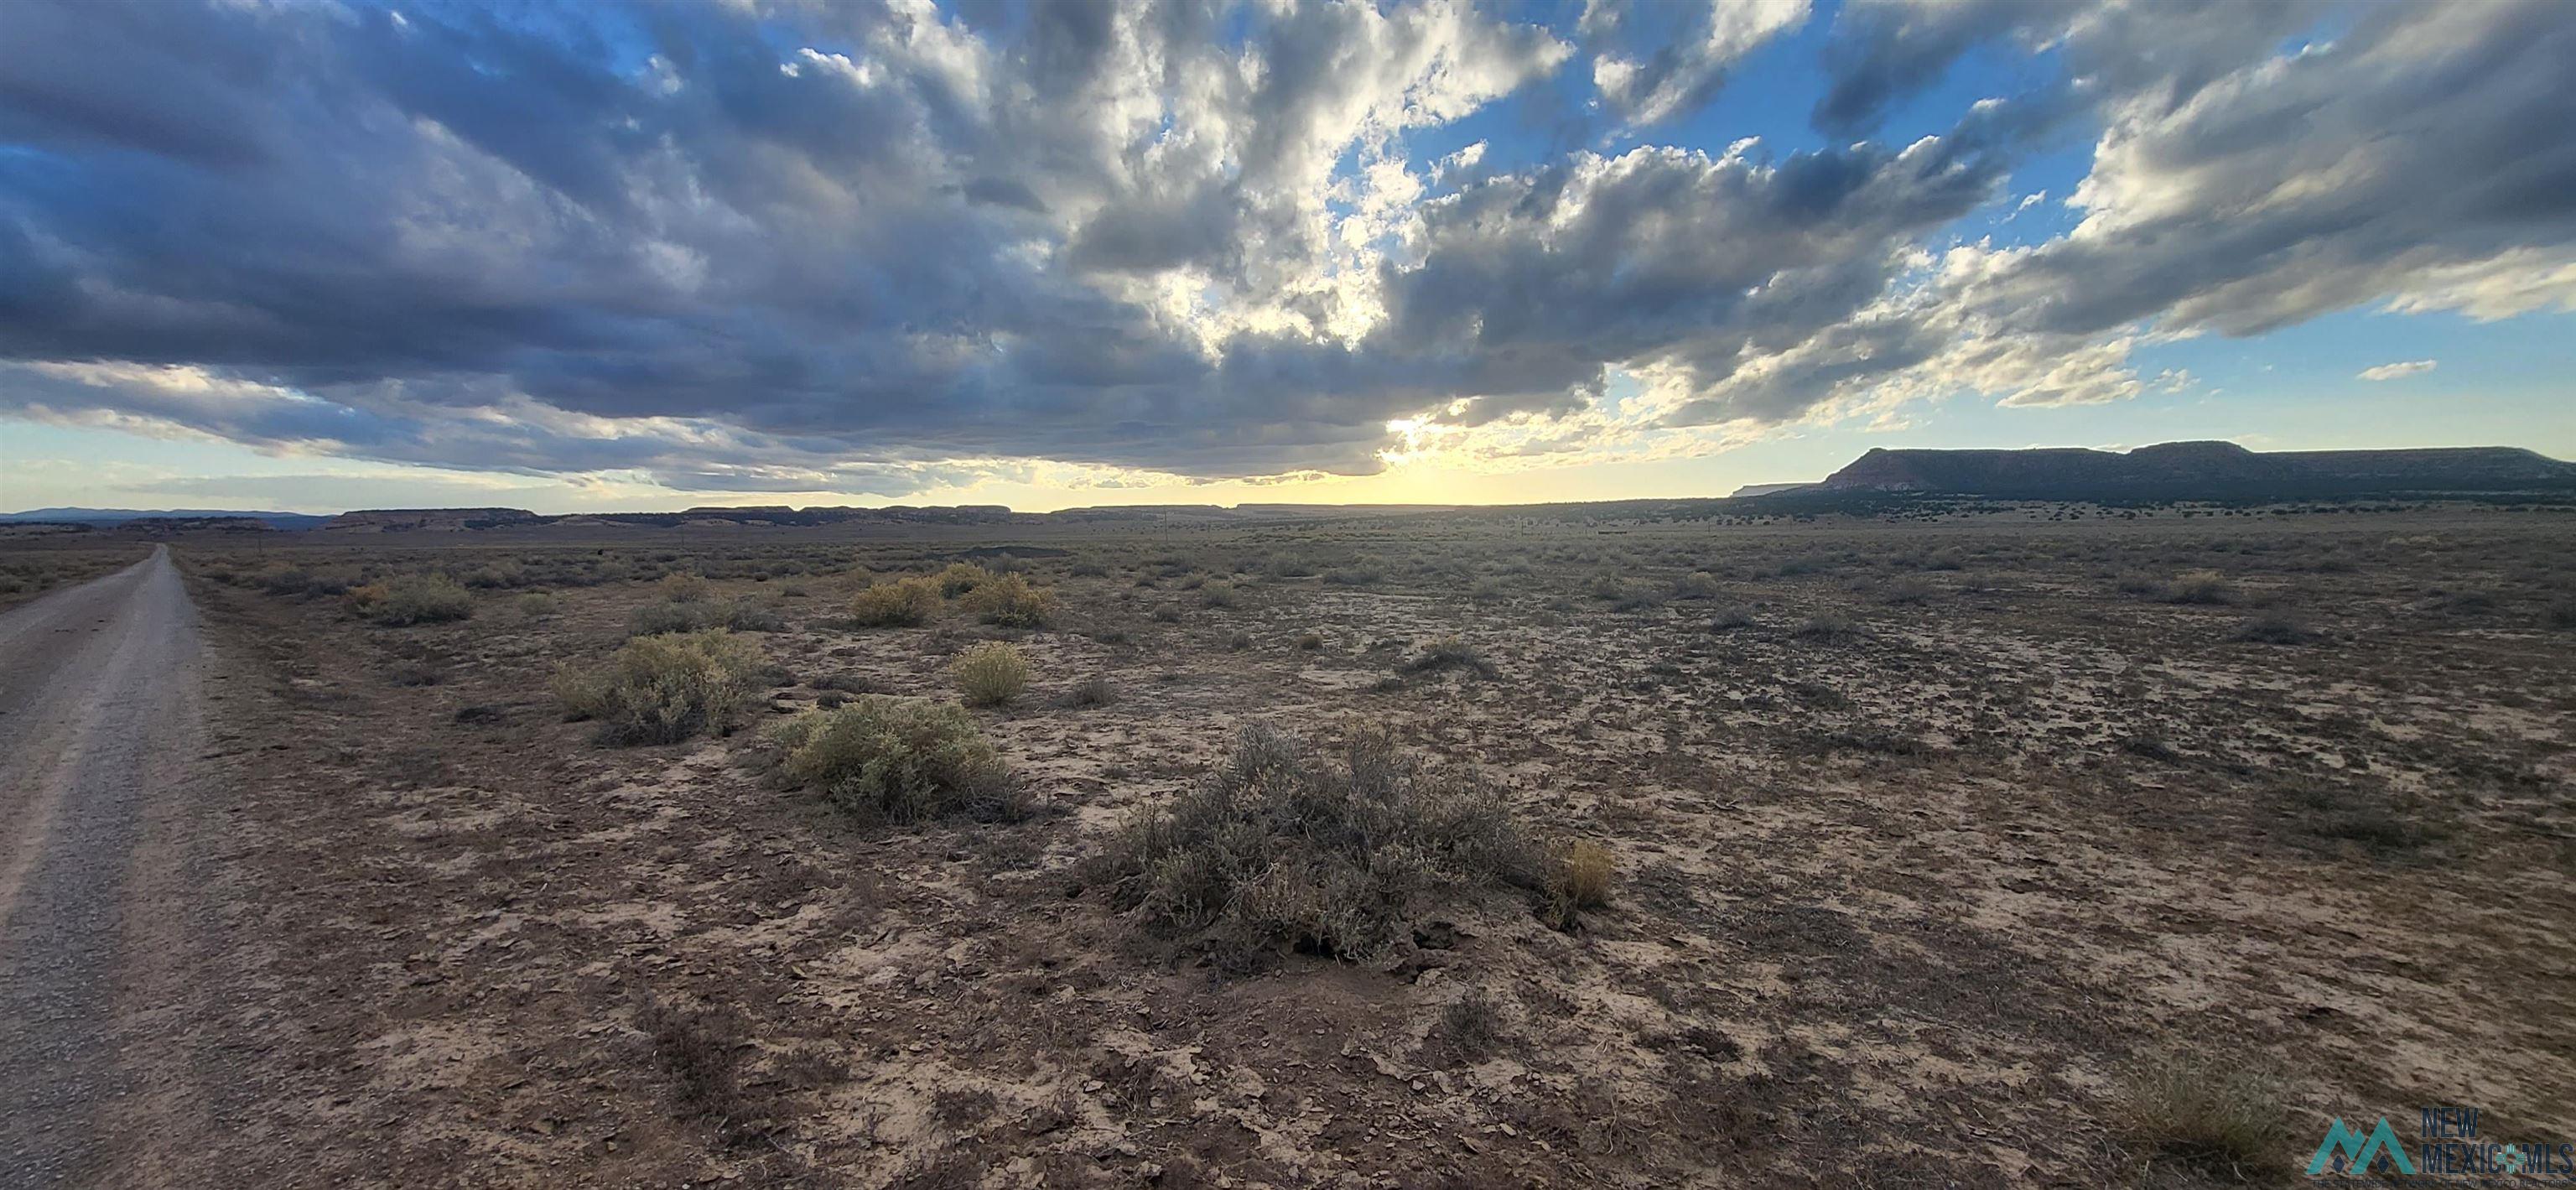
[3,0,2573,491]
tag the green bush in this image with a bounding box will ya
[953,641,1030,706]
[962,573,1057,627]
[766,698,1018,824]
[849,577,941,627]
[373,576,475,626]
[553,630,765,745]
[1098,725,1537,963]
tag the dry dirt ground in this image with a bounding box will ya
[0,540,153,615]
[71,505,2576,1187]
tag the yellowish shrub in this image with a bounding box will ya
[766,697,1018,824]
[656,571,712,602]
[953,641,1029,706]
[936,562,994,596]
[961,573,1056,627]
[849,577,940,627]
[553,630,764,745]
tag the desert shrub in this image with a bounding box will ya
[516,591,559,621]
[1097,725,1538,963]
[766,697,1017,824]
[1437,990,1508,1063]
[1545,839,1615,929]
[953,641,1030,706]
[553,630,765,745]
[637,1000,755,1137]
[343,583,391,615]
[1200,580,1241,608]
[849,577,941,627]
[2161,569,2236,605]
[2115,1051,2290,1181]
[629,598,782,637]
[1322,566,1383,586]
[1468,579,1508,604]
[373,576,475,626]
[1150,604,1183,623]
[656,571,713,603]
[1790,612,1862,642]
[963,573,1057,627]
[1672,571,1724,600]
[1403,637,1496,678]
[2547,599,2576,631]
[1062,674,1117,707]
[2232,613,2312,645]
[936,562,993,597]
[630,601,709,637]
[1882,577,1936,605]
[717,600,787,632]
[1707,605,1755,631]
[463,562,527,590]
[1295,632,1326,651]
[259,567,316,595]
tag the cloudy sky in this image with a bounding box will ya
[3,0,2571,514]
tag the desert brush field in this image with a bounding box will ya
[60,502,2575,1187]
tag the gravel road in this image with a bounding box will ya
[0,546,210,1187]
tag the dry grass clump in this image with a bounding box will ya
[1790,612,1863,642]
[553,630,765,745]
[637,1000,756,1140]
[2160,569,2236,605]
[1062,674,1117,707]
[2232,612,2313,645]
[1436,989,1509,1063]
[1199,580,1242,608]
[1672,571,1725,600]
[1542,839,1615,930]
[2114,1050,2291,1182]
[936,562,993,596]
[766,697,1019,824]
[1882,577,1936,605]
[1098,725,1536,963]
[962,572,1057,627]
[1707,605,1756,631]
[1402,636,1497,678]
[849,576,941,626]
[369,575,475,626]
[953,641,1031,706]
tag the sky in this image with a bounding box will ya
[2,0,2572,515]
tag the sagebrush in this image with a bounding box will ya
[1098,725,1536,963]
[553,630,765,745]
[766,697,1020,824]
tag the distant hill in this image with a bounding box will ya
[1729,482,1815,498]
[0,507,330,530]
[1806,441,2576,501]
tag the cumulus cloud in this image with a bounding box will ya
[0,0,2571,497]
[1584,0,1812,128]
[2357,360,2438,382]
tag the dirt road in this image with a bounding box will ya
[0,546,213,1187]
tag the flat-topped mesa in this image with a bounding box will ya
[318,507,544,532]
[1811,442,2575,500]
